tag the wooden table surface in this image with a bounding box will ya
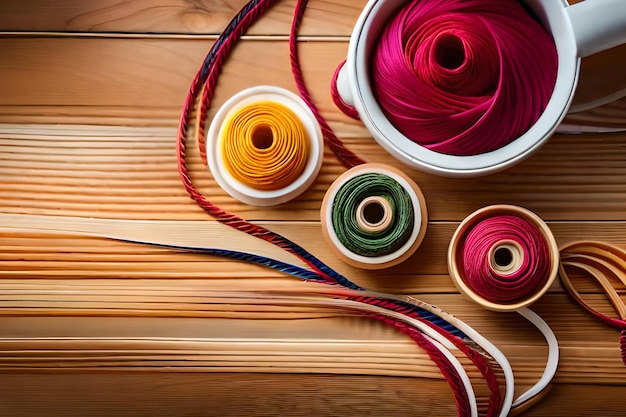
[1,0,626,415]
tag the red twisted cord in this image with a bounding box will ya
[289,0,365,168]
[177,0,268,219]
[621,331,626,366]
[176,0,362,282]
[355,296,502,417]
[176,0,340,284]
[372,313,472,417]
[330,59,361,121]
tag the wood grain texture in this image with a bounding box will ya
[2,0,626,415]
[4,221,626,289]
[0,0,363,36]
[0,37,624,126]
[1,372,626,417]
[2,124,626,222]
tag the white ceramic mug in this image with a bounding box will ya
[336,0,626,177]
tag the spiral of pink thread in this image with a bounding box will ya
[461,215,551,304]
[372,0,558,155]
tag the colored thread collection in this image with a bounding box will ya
[172,14,520,402]
[2,0,623,413]
[170,0,569,414]
[168,0,626,414]
[371,0,558,155]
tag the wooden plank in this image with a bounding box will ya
[0,37,351,125]
[0,294,623,383]
[0,372,457,416]
[3,220,626,284]
[2,124,626,222]
[0,0,363,36]
[1,371,624,416]
[0,35,625,127]
[0,372,625,417]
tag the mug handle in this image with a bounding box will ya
[567,0,626,57]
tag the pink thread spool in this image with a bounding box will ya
[335,0,626,177]
[448,205,559,311]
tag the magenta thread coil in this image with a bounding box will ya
[448,205,559,311]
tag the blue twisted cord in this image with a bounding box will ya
[116,238,467,339]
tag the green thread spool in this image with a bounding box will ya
[332,173,414,257]
[321,163,428,269]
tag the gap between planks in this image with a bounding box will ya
[0,31,350,41]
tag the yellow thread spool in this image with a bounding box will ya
[206,86,324,206]
[221,100,309,191]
